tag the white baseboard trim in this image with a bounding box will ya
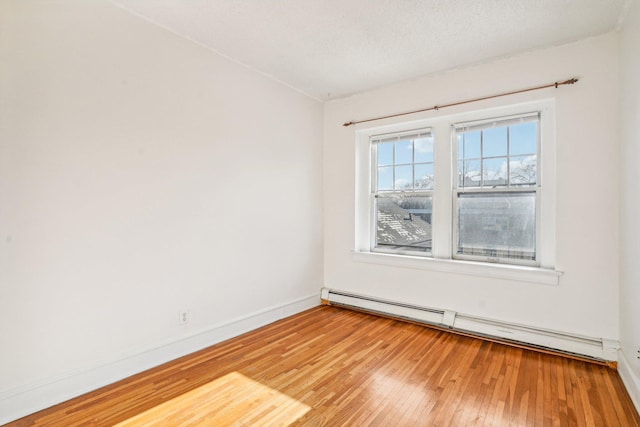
[0,293,320,425]
[618,349,640,415]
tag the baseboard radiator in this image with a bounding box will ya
[321,288,618,362]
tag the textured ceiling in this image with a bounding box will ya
[111,0,628,100]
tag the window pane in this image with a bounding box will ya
[483,127,508,157]
[415,163,434,190]
[394,165,413,190]
[395,139,413,164]
[462,131,481,159]
[510,155,537,186]
[457,192,536,260]
[482,157,508,187]
[509,122,537,155]
[377,166,393,190]
[376,194,432,252]
[460,159,481,188]
[377,142,394,166]
[414,137,434,163]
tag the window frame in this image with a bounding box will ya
[354,99,559,284]
[370,128,435,257]
[451,113,541,267]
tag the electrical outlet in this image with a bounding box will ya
[178,310,190,326]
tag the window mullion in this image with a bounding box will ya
[507,126,511,187]
[480,131,484,187]
[431,123,451,259]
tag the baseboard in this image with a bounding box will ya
[618,349,640,415]
[0,293,320,425]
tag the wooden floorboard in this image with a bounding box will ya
[6,306,640,426]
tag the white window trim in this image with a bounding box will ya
[354,99,561,285]
[352,251,562,285]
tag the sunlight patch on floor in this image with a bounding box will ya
[114,371,311,426]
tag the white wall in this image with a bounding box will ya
[324,34,620,340]
[619,0,640,410]
[0,0,322,421]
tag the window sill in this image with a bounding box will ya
[352,251,562,285]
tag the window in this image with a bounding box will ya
[454,113,539,265]
[356,101,556,277]
[372,130,434,254]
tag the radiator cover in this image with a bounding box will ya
[321,288,618,362]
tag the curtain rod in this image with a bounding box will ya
[342,77,579,127]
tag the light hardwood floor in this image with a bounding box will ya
[8,306,640,426]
